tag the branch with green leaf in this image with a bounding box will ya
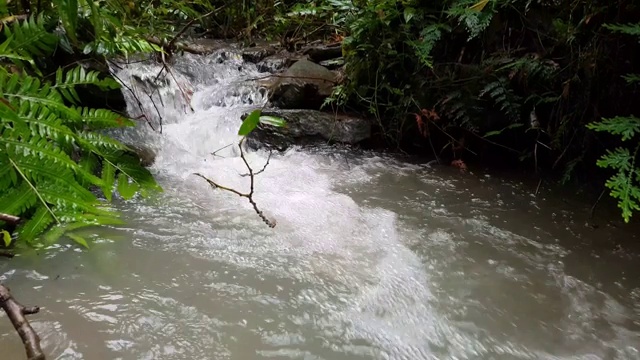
[194,109,285,228]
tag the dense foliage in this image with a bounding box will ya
[228,0,640,222]
[0,1,165,249]
[1,0,638,242]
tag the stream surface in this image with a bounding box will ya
[1,50,640,360]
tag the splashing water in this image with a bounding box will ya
[1,50,639,360]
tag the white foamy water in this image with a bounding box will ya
[1,50,639,360]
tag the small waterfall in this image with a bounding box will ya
[1,48,637,360]
[110,49,445,358]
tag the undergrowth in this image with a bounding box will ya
[0,1,164,248]
[276,0,640,222]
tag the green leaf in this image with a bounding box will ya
[259,115,286,128]
[238,110,261,136]
[587,116,640,141]
[117,172,139,200]
[2,230,11,247]
[67,233,89,249]
[57,0,79,44]
[17,205,54,243]
[101,161,115,201]
[403,7,416,23]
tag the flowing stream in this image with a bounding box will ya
[1,50,640,360]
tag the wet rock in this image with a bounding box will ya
[256,52,301,73]
[267,59,337,109]
[302,43,343,62]
[185,38,237,55]
[242,109,371,151]
[318,57,345,70]
[128,144,156,167]
[242,45,278,63]
[75,58,127,112]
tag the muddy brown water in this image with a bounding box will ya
[1,52,638,360]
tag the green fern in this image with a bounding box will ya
[594,145,640,222]
[585,21,640,222]
[448,0,495,39]
[2,14,58,59]
[587,116,640,222]
[480,77,521,121]
[54,66,121,104]
[0,15,162,247]
[410,24,448,68]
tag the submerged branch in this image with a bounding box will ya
[194,140,276,228]
[0,284,45,360]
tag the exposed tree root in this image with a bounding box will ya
[0,284,45,360]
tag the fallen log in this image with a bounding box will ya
[0,284,45,360]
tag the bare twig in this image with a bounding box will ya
[161,59,194,112]
[240,150,272,177]
[430,121,478,156]
[194,139,276,228]
[0,284,45,360]
[0,213,20,224]
[107,68,160,132]
[469,130,521,154]
[590,188,607,220]
[210,143,234,158]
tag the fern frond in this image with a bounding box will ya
[73,107,134,129]
[76,131,131,152]
[5,102,78,144]
[8,152,97,201]
[0,35,36,69]
[0,72,80,118]
[100,161,116,201]
[0,156,18,190]
[54,0,79,44]
[54,66,120,104]
[38,182,110,216]
[111,155,160,192]
[2,14,59,58]
[604,22,640,36]
[0,182,37,217]
[117,173,140,200]
[17,205,55,244]
[587,116,640,141]
[409,24,447,68]
[596,146,640,223]
[1,134,81,174]
[479,78,521,121]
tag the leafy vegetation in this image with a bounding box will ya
[587,22,640,222]
[247,0,639,221]
[0,1,164,249]
[1,0,639,244]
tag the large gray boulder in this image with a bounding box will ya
[266,59,337,110]
[242,109,371,151]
